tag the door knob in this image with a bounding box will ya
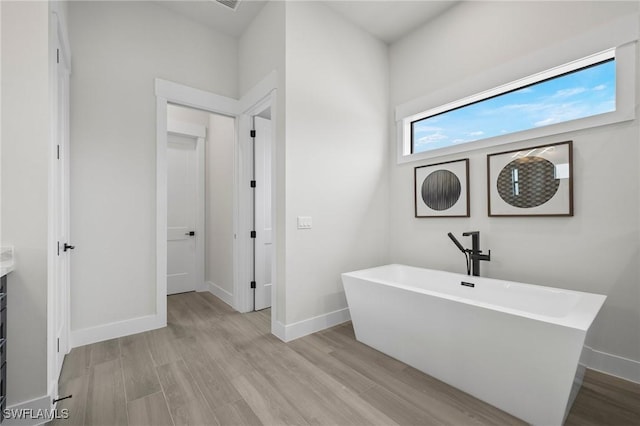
[185,231,195,236]
[63,243,75,252]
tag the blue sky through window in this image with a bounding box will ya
[412,60,616,153]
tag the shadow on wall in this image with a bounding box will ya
[586,246,640,358]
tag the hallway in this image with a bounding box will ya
[53,292,640,425]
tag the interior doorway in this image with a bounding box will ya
[156,77,278,336]
[166,104,235,301]
[252,113,273,311]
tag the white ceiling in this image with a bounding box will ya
[156,0,268,38]
[325,1,459,44]
[157,0,458,44]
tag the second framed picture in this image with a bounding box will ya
[414,159,469,218]
[487,140,573,216]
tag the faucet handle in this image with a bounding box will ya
[479,249,491,261]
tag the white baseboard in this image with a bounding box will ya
[582,345,640,384]
[272,319,287,342]
[4,390,54,426]
[70,314,165,348]
[275,307,351,342]
[205,281,233,307]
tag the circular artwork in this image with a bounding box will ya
[421,170,461,211]
[497,156,559,208]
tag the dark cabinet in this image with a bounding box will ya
[0,275,6,422]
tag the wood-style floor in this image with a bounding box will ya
[52,291,640,426]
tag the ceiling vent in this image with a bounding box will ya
[215,0,240,11]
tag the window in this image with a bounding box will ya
[411,57,615,154]
[397,42,636,163]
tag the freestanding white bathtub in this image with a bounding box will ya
[342,264,606,426]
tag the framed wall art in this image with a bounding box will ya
[487,140,573,217]
[414,159,469,218]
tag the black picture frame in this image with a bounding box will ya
[414,159,470,218]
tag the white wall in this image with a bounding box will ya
[238,0,285,98]
[167,104,210,128]
[205,114,235,295]
[284,2,389,324]
[68,1,237,334]
[389,1,640,372]
[239,0,287,321]
[167,105,235,298]
[239,1,390,327]
[1,0,50,405]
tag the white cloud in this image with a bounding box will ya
[468,131,484,137]
[552,87,586,98]
[592,84,607,91]
[532,101,589,127]
[534,117,556,127]
[417,132,447,144]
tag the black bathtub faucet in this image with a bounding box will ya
[447,231,491,277]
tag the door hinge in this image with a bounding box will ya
[250,281,256,289]
[57,241,60,256]
[57,338,60,353]
[250,180,256,188]
[250,130,256,138]
[57,145,60,160]
[250,231,256,238]
[56,48,60,64]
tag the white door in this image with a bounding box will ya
[254,116,273,310]
[167,133,199,295]
[53,38,71,378]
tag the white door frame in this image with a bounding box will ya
[167,119,206,293]
[47,6,71,401]
[243,101,275,312]
[155,74,277,325]
[240,82,279,339]
[238,76,277,316]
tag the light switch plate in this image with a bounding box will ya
[297,216,312,229]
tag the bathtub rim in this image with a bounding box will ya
[342,263,606,332]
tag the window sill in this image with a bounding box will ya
[396,108,635,164]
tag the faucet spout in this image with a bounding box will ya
[462,231,490,276]
[448,231,491,276]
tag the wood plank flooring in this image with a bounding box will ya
[52,292,640,425]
